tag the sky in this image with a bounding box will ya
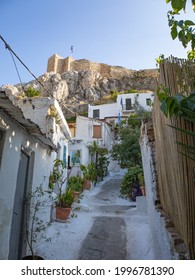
[0,0,194,86]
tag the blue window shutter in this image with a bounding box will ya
[63,145,66,166]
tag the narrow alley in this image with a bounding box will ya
[37,172,155,260]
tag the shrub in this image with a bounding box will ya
[121,165,142,198]
[24,87,40,98]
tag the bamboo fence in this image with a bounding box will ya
[153,56,195,259]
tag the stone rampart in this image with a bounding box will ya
[47,54,158,79]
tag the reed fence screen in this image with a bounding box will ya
[153,56,195,259]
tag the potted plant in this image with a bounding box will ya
[49,159,75,222]
[138,173,146,196]
[68,176,83,202]
[22,178,51,260]
[56,188,74,222]
[80,163,97,190]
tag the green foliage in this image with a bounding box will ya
[111,114,143,168]
[24,87,40,98]
[48,105,61,124]
[155,54,165,67]
[138,173,145,186]
[25,178,51,258]
[88,141,109,182]
[49,159,71,207]
[66,116,77,123]
[157,85,195,118]
[80,163,97,183]
[49,159,65,190]
[157,85,195,161]
[166,0,195,59]
[58,188,74,208]
[68,176,84,192]
[120,165,143,198]
[110,89,139,101]
[110,90,119,101]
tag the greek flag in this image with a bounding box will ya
[118,112,121,125]
[120,97,123,109]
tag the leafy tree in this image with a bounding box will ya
[111,115,142,168]
[166,0,195,59]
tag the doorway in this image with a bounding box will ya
[9,148,34,259]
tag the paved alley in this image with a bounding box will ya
[37,173,155,260]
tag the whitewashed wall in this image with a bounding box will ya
[88,103,117,119]
[117,92,153,115]
[75,116,113,150]
[88,93,154,122]
[140,121,189,259]
[0,114,69,259]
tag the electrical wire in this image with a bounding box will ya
[0,34,79,116]
[8,49,25,92]
[0,34,52,97]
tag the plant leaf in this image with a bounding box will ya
[168,124,195,137]
[171,0,186,13]
[185,20,195,26]
[171,25,178,39]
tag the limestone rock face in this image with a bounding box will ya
[14,66,158,117]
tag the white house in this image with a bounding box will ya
[88,92,154,124]
[0,86,71,260]
[68,115,114,176]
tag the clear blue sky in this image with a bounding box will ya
[0,0,194,86]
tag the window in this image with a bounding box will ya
[70,150,81,166]
[0,129,6,168]
[146,98,151,106]
[125,98,132,110]
[93,109,100,119]
[93,125,102,138]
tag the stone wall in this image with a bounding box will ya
[47,54,157,80]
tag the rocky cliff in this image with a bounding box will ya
[18,62,159,117]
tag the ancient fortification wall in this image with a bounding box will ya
[47,54,154,79]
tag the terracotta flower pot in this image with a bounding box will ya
[56,206,72,222]
[73,191,80,202]
[83,179,91,190]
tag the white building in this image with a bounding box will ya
[68,116,114,176]
[0,87,71,260]
[88,92,154,123]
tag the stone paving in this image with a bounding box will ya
[78,178,130,260]
[37,174,154,260]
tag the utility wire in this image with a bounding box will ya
[8,49,25,92]
[0,34,52,97]
[0,34,78,116]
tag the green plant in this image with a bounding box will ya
[68,176,84,192]
[165,0,195,59]
[49,159,70,207]
[110,90,119,101]
[48,105,61,124]
[24,178,51,259]
[24,87,40,98]
[157,85,195,162]
[156,54,165,67]
[138,173,145,186]
[111,117,142,168]
[121,165,143,198]
[57,188,74,208]
[80,163,97,183]
[88,142,109,182]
